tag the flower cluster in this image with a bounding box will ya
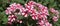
[8,15,17,24]
[5,1,59,26]
[50,8,59,22]
[5,3,25,24]
[25,1,52,26]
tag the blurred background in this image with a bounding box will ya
[0,0,60,26]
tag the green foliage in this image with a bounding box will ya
[10,0,25,4]
[0,11,8,26]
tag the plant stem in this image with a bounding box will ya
[25,0,28,4]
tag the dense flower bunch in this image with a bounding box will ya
[5,3,25,24]
[5,1,59,26]
[50,8,59,22]
[25,1,52,26]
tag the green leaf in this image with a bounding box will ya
[0,11,8,24]
[45,0,49,2]
[43,3,47,6]
[2,16,8,24]
[49,0,54,3]
[11,0,25,4]
[0,7,3,11]
[16,15,24,20]
[3,0,8,3]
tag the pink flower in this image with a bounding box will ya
[8,15,17,24]
[28,1,36,5]
[17,20,22,23]
[55,10,59,15]
[5,1,60,26]
[19,20,22,23]
[5,10,11,15]
[45,22,52,26]
[35,3,49,16]
[50,8,59,15]
[5,3,25,15]
[8,22,12,25]
[39,20,44,25]
[24,14,28,17]
[52,16,58,22]
[50,8,55,13]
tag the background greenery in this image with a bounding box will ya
[0,0,60,26]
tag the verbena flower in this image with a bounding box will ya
[5,1,59,26]
[52,16,58,22]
